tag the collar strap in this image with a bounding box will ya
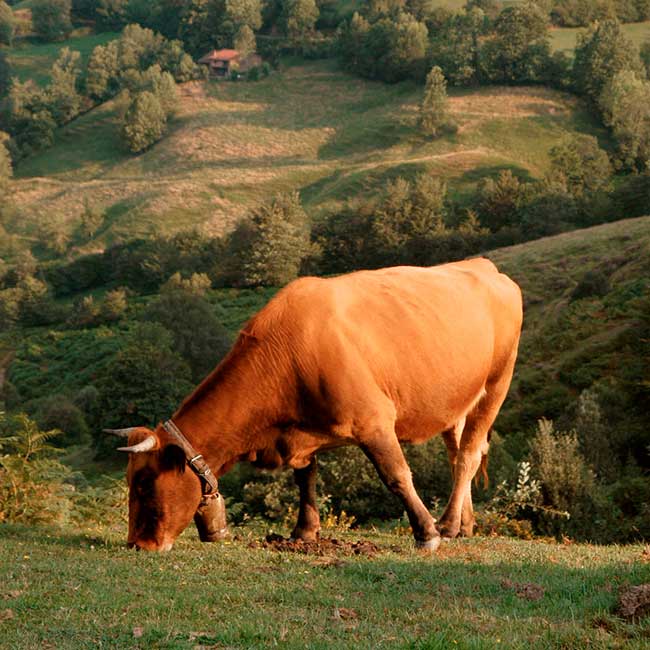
[162,419,220,497]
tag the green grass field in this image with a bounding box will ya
[10,59,608,250]
[7,31,120,86]
[1,524,649,649]
[550,21,650,54]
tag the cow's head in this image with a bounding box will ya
[107,426,226,551]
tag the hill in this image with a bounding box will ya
[10,60,608,251]
[0,524,649,649]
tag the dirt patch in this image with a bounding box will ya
[501,579,545,601]
[617,584,650,621]
[248,534,396,557]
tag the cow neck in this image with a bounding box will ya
[170,335,293,476]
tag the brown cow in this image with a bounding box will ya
[109,259,522,552]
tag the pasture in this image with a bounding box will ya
[1,524,649,649]
[11,60,606,249]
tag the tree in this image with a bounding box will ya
[234,191,312,287]
[0,51,10,99]
[31,0,73,42]
[599,70,650,170]
[372,173,448,265]
[282,0,319,41]
[480,2,551,83]
[99,288,127,322]
[46,48,82,125]
[548,134,612,197]
[0,1,15,46]
[97,322,192,432]
[573,19,643,102]
[145,281,231,382]
[476,169,529,232]
[85,41,120,101]
[234,24,256,55]
[0,132,11,203]
[420,66,448,138]
[121,90,167,153]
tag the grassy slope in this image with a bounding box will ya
[550,21,650,55]
[7,31,120,86]
[10,60,608,250]
[1,525,649,649]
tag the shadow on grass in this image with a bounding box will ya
[0,523,123,550]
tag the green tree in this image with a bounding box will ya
[548,134,612,197]
[0,1,15,46]
[419,65,448,138]
[476,169,529,232]
[573,19,643,102]
[0,132,11,203]
[282,0,319,41]
[145,280,231,382]
[46,47,83,125]
[121,90,167,153]
[599,70,650,170]
[234,191,312,287]
[97,322,192,431]
[372,173,447,264]
[234,24,256,55]
[31,0,73,42]
[480,2,550,83]
[85,41,120,101]
[0,51,11,99]
[99,288,127,322]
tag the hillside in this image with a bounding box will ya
[10,60,608,250]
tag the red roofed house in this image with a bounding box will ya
[198,49,262,79]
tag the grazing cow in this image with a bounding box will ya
[108,259,522,552]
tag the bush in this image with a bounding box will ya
[35,395,90,446]
[31,0,73,41]
[0,412,74,525]
[570,269,610,301]
[529,418,613,541]
[0,1,15,46]
[121,90,167,153]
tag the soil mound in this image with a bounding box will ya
[249,534,394,557]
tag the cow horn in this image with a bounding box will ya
[117,435,158,453]
[103,427,137,438]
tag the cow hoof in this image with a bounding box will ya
[415,537,441,553]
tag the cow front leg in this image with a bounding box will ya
[361,429,440,551]
[291,457,321,542]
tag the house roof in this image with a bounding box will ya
[198,49,240,64]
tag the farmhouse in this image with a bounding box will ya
[198,49,262,78]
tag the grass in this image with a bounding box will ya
[7,31,120,86]
[1,523,649,649]
[10,60,607,251]
[550,21,650,55]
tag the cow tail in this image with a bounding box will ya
[474,428,491,490]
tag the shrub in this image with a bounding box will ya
[31,0,73,42]
[0,412,74,526]
[121,90,167,153]
[570,269,610,301]
[529,418,613,541]
[35,395,90,446]
[420,66,449,138]
[0,1,15,46]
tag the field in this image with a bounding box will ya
[550,21,650,55]
[9,59,607,250]
[1,524,649,649]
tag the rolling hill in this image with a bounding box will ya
[10,60,608,251]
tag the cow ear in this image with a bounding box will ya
[160,444,186,473]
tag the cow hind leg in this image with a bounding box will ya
[291,456,321,542]
[441,419,475,538]
[438,352,517,539]
[359,422,440,551]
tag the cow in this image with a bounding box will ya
[107,258,523,552]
